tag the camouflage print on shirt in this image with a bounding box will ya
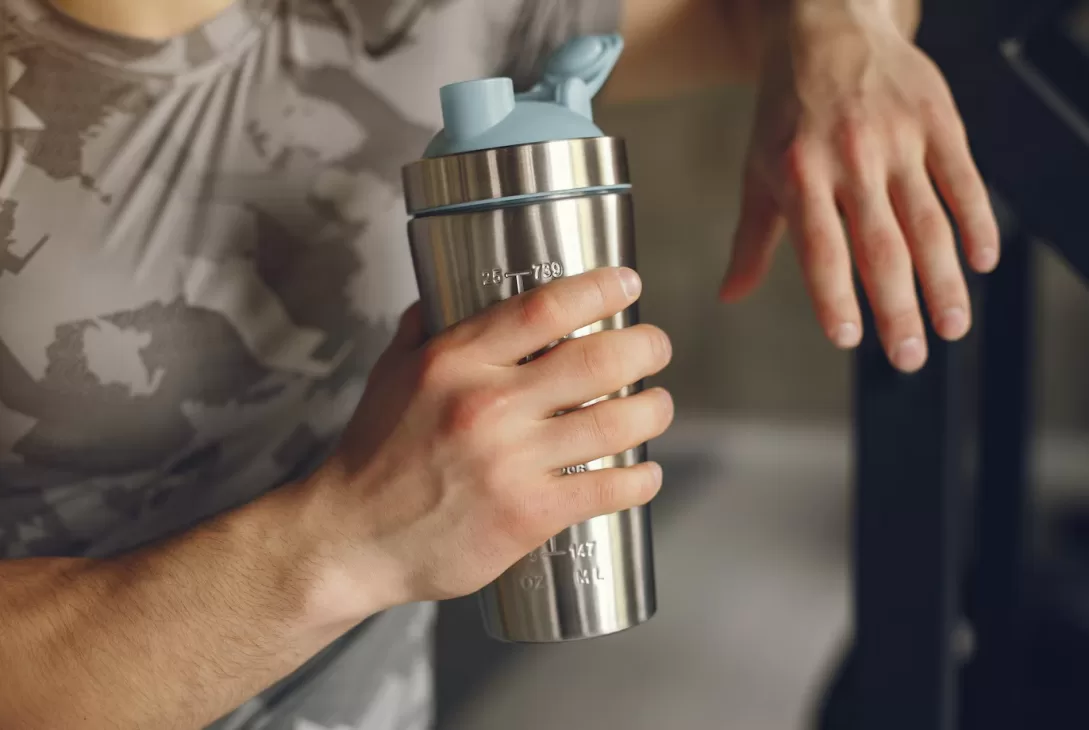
[0,0,619,727]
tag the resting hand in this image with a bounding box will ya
[721,5,999,372]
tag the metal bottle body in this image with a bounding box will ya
[403,138,656,642]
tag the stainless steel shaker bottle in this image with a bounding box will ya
[401,34,655,643]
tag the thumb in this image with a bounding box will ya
[389,301,427,353]
[720,176,786,302]
[370,302,427,379]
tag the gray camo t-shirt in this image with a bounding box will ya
[0,1,619,727]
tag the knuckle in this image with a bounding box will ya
[921,258,967,292]
[879,308,924,337]
[940,157,979,192]
[590,467,655,513]
[836,116,875,177]
[836,107,871,141]
[857,228,902,270]
[584,405,623,450]
[779,139,816,192]
[443,387,510,437]
[909,205,951,244]
[829,292,862,316]
[890,126,925,166]
[957,177,989,209]
[577,337,616,383]
[518,288,565,333]
[919,94,964,137]
[417,340,457,387]
[569,470,617,518]
[644,326,673,366]
[916,96,944,128]
[589,471,623,512]
[887,112,914,138]
[800,232,844,272]
[595,270,620,310]
[928,278,967,306]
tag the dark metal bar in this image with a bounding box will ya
[961,227,1035,730]
[928,37,1089,283]
[852,296,964,730]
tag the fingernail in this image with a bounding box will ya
[937,307,969,339]
[832,322,861,349]
[977,247,999,272]
[619,268,642,299]
[892,336,927,373]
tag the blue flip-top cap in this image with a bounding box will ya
[423,34,625,159]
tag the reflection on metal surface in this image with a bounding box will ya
[402,138,630,214]
[406,159,656,642]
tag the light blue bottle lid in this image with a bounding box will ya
[423,34,625,158]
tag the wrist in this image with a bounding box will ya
[762,0,917,42]
[274,470,409,632]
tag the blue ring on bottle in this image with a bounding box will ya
[409,183,632,218]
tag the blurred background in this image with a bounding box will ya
[431,61,1089,729]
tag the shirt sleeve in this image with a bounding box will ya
[492,0,623,91]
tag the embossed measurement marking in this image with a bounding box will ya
[569,541,596,559]
[480,261,565,292]
[529,539,597,561]
[521,539,603,590]
[576,567,606,585]
[520,567,607,591]
[542,536,566,558]
[560,463,588,475]
[503,270,532,293]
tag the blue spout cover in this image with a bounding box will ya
[423,34,624,158]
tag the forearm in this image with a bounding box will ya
[604,0,762,101]
[48,0,234,39]
[604,0,920,102]
[0,482,372,730]
[762,0,920,40]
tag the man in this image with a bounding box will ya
[0,0,996,728]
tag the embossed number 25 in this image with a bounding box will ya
[481,269,503,286]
